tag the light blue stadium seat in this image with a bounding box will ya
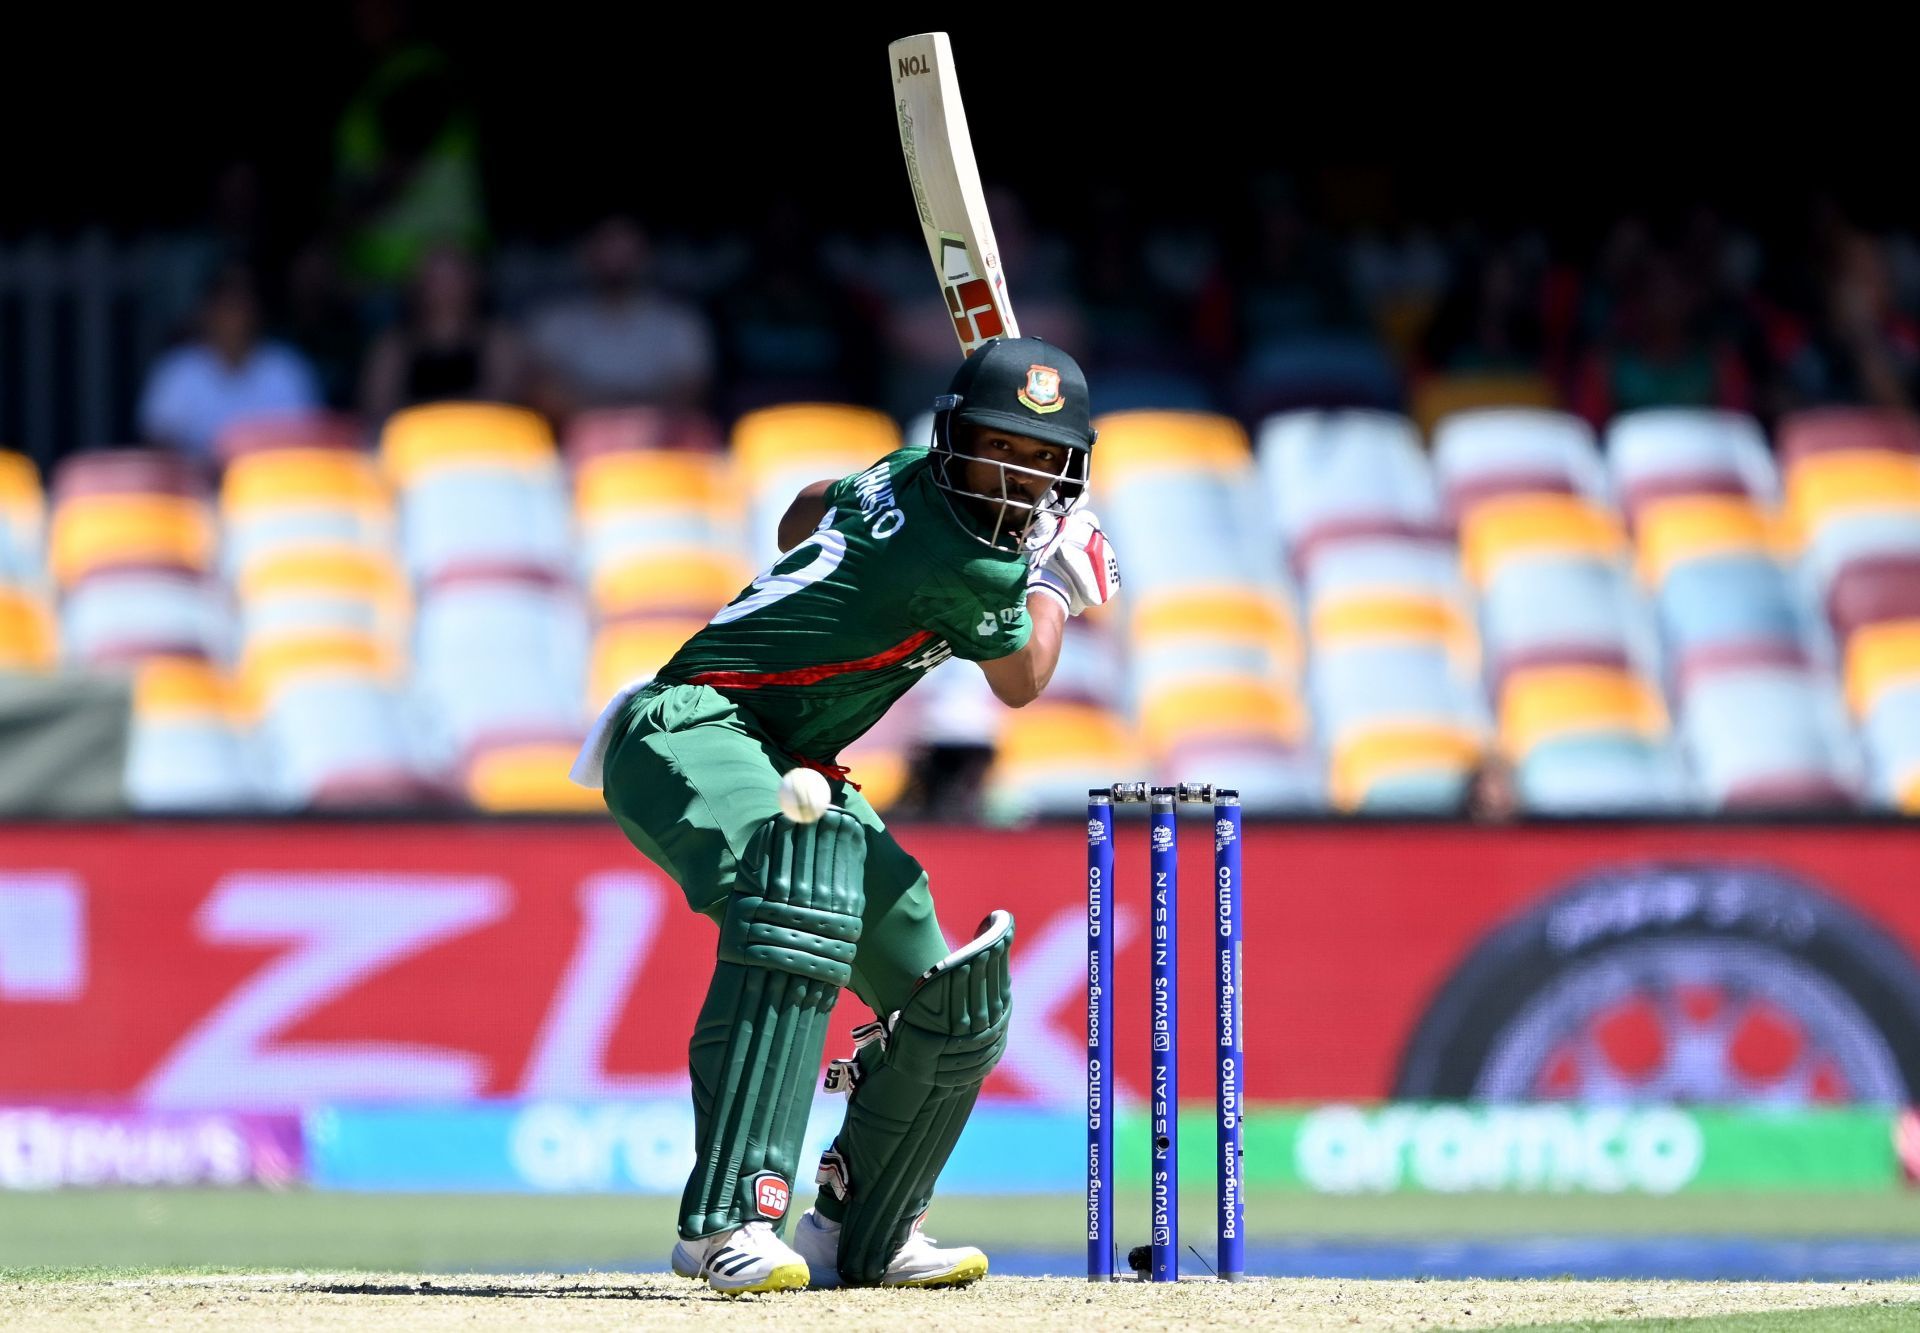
[400,466,574,581]
[1355,769,1469,813]
[1305,537,1463,605]
[124,718,261,812]
[1680,667,1855,807]
[1432,408,1611,507]
[1863,682,1920,807]
[1255,409,1438,553]
[256,677,426,807]
[1105,472,1287,601]
[1657,556,1804,655]
[223,509,392,578]
[1479,557,1657,674]
[1605,408,1779,504]
[413,577,590,764]
[1800,510,1920,602]
[580,513,734,576]
[1164,739,1324,812]
[1311,643,1486,739]
[1519,735,1690,812]
[61,572,232,665]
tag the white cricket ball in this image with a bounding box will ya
[778,767,833,824]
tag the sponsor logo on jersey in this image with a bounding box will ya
[999,606,1024,624]
[902,641,954,672]
[849,460,907,539]
[1018,364,1066,415]
[976,611,998,637]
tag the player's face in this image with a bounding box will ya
[956,427,1068,513]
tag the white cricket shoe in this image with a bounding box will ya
[791,1207,988,1288]
[669,1220,809,1295]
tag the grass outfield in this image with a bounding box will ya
[4,1188,1920,1273]
[1,1273,1917,1331]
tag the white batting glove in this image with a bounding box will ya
[1027,508,1119,616]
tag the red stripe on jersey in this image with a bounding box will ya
[685,630,936,691]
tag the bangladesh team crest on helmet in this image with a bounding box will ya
[1018,364,1066,414]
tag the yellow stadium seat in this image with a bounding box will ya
[237,545,408,607]
[1129,585,1301,667]
[48,495,215,587]
[835,743,910,814]
[221,448,389,515]
[1898,771,1920,815]
[1459,494,1626,588]
[1844,618,1920,718]
[989,702,1147,783]
[467,742,604,812]
[730,405,900,480]
[1634,496,1778,586]
[0,587,54,670]
[1310,591,1476,662]
[1411,372,1559,440]
[1089,412,1250,481]
[1498,665,1667,760]
[1329,724,1483,812]
[1784,449,1920,548]
[592,550,748,619]
[576,450,737,520]
[133,656,235,722]
[1139,675,1305,756]
[588,618,706,704]
[239,630,396,714]
[379,403,556,485]
[0,450,43,527]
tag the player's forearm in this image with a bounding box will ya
[981,592,1065,707]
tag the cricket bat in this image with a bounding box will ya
[888,31,1019,356]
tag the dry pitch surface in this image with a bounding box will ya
[5,1273,1919,1331]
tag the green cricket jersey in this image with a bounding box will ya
[657,446,1032,761]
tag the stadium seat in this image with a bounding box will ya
[1310,642,1487,742]
[253,672,441,809]
[1844,618,1920,719]
[1138,671,1305,758]
[61,570,232,665]
[241,627,400,714]
[412,571,590,770]
[588,616,706,705]
[396,461,574,584]
[1518,735,1688,812]
[982,700,1148,822]
[1431,408,1611,521]
[47,494,216,589]
[378,402,557,486]
[1634,496,1779,588]
[1656,555,1806,673]
[1329,723,1481,812]
[1458,494,1626,588]
[1799,510,1920,610]
[1409,371,1559,439]
[731,404,900,567]
[465,739,602,812]
[236,546,410,661]
[563,405,725,462]
[1254,409,1441,567]
[574,449,744,584]
[0,585,55,671]
[589,549,748,620]
[1498,663,1667,761]
[215,410,367,463]
[0,449,45,580]
[1479,557,1658,686]
[1605,408,1779,521]
[123,657,259,812]
[1679,666,1857,811]
[50,448,207,503]
[1860,681,1920,810]
[1826,556,1920,644]
[1784,449,1920,551]
[1776,406,1920,473]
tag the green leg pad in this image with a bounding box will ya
[679,808,865,1239]
[818,910,1013,1285]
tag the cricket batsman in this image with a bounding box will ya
[569,336,1119,1292]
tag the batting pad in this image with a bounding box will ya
[818,909,1013,1284]
[679,809,865,1239]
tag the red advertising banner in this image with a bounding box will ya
[4,820,1920,1109]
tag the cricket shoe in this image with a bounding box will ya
[791,1207,988,1288]
[669,1221,809,1295]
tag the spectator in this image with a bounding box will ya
[331,0,487,306]
[1461,750,1520,823]
[1417,239,1547,377]
[1569,247,1752,427]
[1783,227,1920,411]
[710,199,880,417]
[525,216,715,420]
[359,245,525,423]
[1221,173,1365,358]
[137,263,322,463]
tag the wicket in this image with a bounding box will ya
[1087,782,1245,1282]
